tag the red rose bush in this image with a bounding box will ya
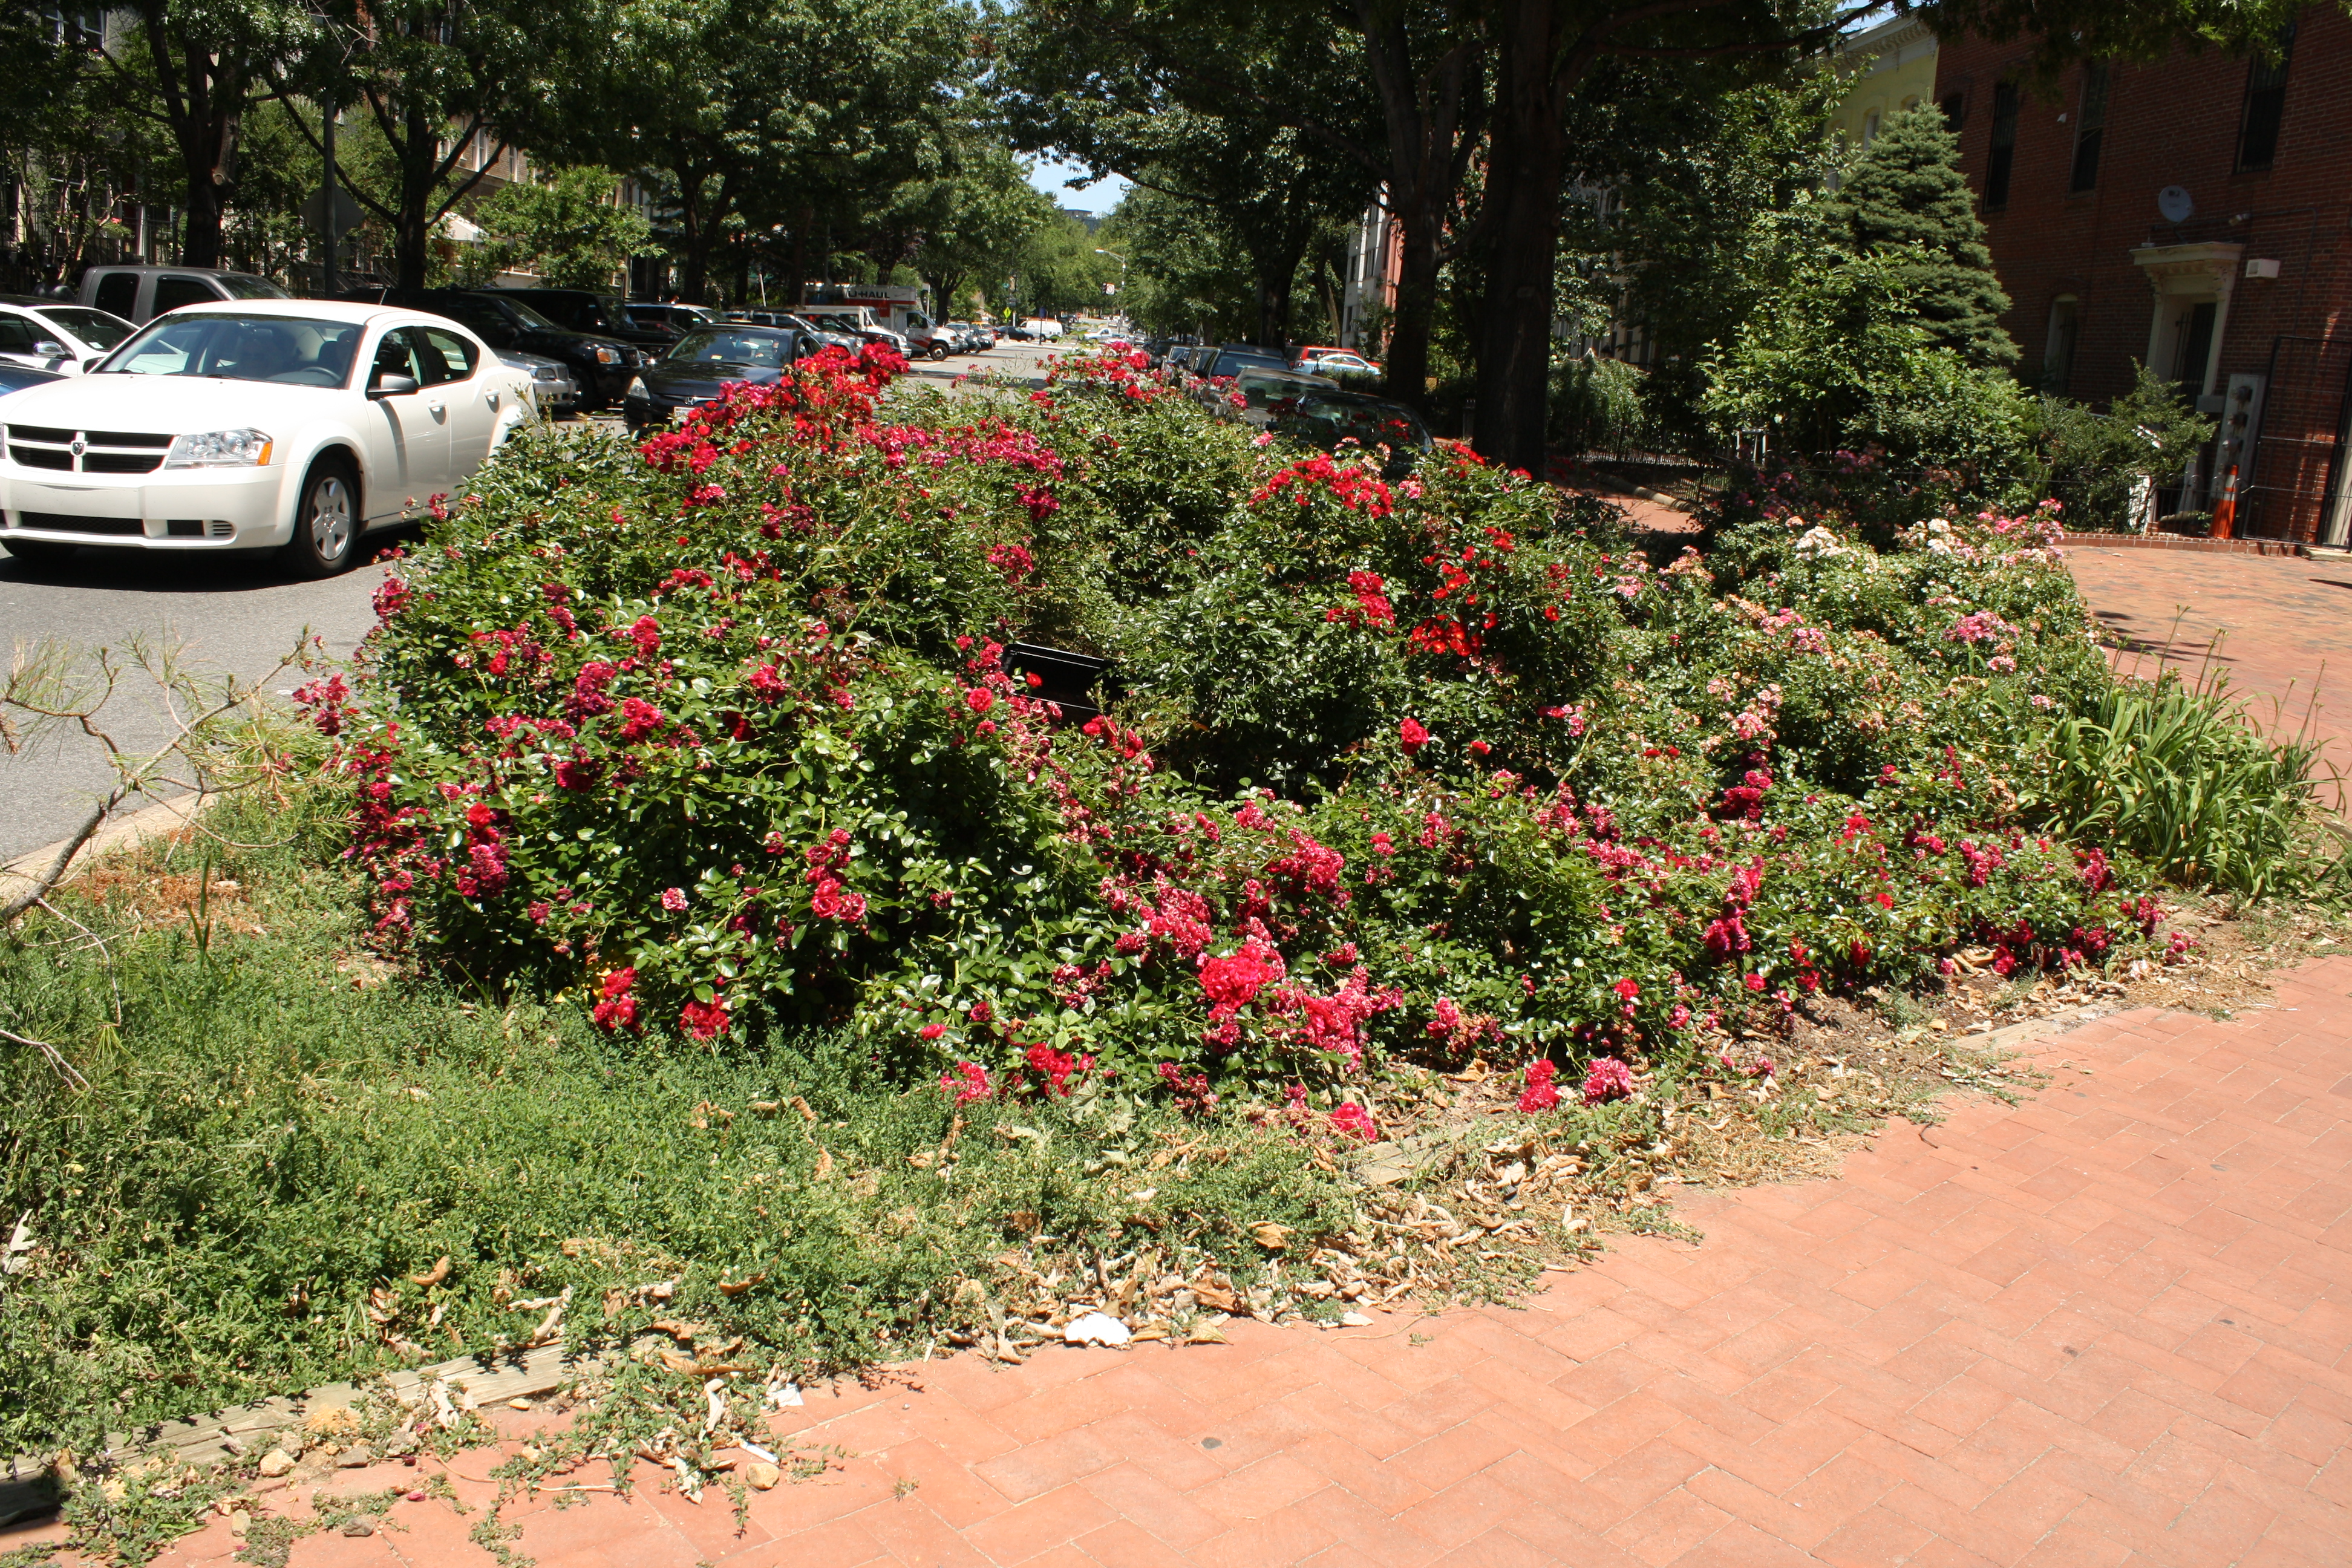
[330,344,2215,1105]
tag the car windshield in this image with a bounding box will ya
[42,307,134,350]
[1274,394,1432,451]
[98,313,362,386]
[219,273,292,300]
[669,329,791,368]
[482,295,558,329]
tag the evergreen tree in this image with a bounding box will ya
[1831,103,2017,371]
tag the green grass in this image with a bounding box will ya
[0,791,1356,1465]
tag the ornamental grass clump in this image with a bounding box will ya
[328,344,2285,1105]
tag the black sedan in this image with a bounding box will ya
[358,289,645,411]
[622,325,821,430]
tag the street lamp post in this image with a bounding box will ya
[1093,247,1126,306]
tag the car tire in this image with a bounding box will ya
[2,538,77,570]
[927,342,948,361]
[281,456,363,579]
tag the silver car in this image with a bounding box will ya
[498,349,578,418]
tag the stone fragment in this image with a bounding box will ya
[256,1450,296,1478]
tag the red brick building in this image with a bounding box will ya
[1935,10,2352,542]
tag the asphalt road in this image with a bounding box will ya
[0,340,1076,863]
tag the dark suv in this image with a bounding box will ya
[486,287,674,351]
[359,289,645,410]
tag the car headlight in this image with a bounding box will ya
[626,376,647,397]
[595,346,621,365]
[535,365,566,382]
[162,428,273,468]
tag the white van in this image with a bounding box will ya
[81,266,290,325]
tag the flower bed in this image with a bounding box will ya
[328,346,2184,1106]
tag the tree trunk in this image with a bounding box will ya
[1249,239,1306,348]
[177,144,226,267]
[393,103,437,291]
[1472,0,1568,472]
[1350,2,1483,413]
[675,172,716,304]
[1383,195,1441,408]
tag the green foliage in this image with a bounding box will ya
[2027,667,2338,900]
[1557,69,1847,448]
[470,165,658,290]
[1009,207,1122,319]
[0,794,1354,1461]
[1703,227,2037,482]
[1547,354,1647,455]
[1826,103,2017,371]
[893,140,1058,316]
[2037,363,2217,532]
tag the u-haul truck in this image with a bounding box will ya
[800,285,949,358]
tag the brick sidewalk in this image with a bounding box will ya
[27,959,2341,1567]
[2067,545,2352,788]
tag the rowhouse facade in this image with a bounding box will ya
[1938,10,2352,541]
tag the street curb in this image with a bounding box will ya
[0,792,209,912]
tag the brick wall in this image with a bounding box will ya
[1936,8,2352,541]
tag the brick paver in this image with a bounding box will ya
[2067,545,2352,787]
[20,962,2351,1567]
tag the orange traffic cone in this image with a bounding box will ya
[2209,466,2239,539]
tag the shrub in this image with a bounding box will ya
[2037,364,2216,532]
[1548,353,1647,455]
[331,347,2227,1103]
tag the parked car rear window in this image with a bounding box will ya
[100,313,363,386]
[219,273,292,299]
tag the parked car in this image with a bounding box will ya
[804,312,909,358]
[80,265,290,324]
[498,348,579,419]
[1294,348,1381,379]
[629,303,717,336]
[1217,369,1432,477]
[0,299,535,575]
[486,287,673,351]
[359,289,644,411]
[1186,345,1295,400]
[0,296,134,377]
[622,324,823,430]
[724,310,860,354]
[0,363,67,401]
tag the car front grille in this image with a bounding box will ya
[4,426,174,474]
[15,512,143,535]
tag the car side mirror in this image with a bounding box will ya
[369,373,420,399]
[34,340,67,357]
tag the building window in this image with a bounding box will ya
[2237,22,2294,171]
[2068,64,2108,192]
[1938,89,1967,129]
[2043,298,2080,394]
[1985,82,2020,209]
[1862,109,1880,146]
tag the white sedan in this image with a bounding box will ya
[0,295,137,376]
[0,299,534,575]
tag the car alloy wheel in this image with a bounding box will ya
[283,457,362,578]
[309,475,354,561]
